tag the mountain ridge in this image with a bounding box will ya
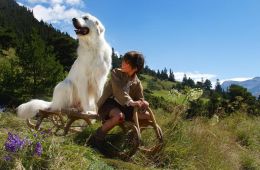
[221,77,260,97]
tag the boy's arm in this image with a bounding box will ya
[111,69,133,106]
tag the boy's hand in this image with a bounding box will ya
[140,99,149,109]
[129,100,149,109]
[129,100,143,107]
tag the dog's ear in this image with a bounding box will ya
[95,21,104,35]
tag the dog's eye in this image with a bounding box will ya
[95,21,99,25]
[83,16,89,20]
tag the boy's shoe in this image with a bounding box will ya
[88,136,114,156]
[87,128,110,155]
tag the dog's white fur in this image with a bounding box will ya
[17,13,112,119]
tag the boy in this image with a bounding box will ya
[89,51,150,150]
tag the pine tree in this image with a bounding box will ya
[0,0,77,70]
[143,65,157,77]
[187,77,195,87]
[196,81,203,89]
[215,79,223,94]
[156,69,161,79]
[168,69,175,82]
[111,48,121,69]
[182,74,188,86]
[0,48,22,106]
[0,27,17,49]
[160,67,168,80]
[18,29,64,99]
[204,79,212,90]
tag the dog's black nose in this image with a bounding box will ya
[72,18,81,29]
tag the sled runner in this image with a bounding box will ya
[26,107,163,157]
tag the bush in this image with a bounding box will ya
[144,91,176,112]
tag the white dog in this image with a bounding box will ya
[17,13,112,119]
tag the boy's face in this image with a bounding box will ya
[121,60,137,75]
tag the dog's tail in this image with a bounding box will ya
[17,99,52,119]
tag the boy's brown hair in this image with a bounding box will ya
[123,51,144,74]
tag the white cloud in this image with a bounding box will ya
[173,73,253,89]
[28,0,82,6]
[28,0,48,3]
[65,0,81,5]
[220,77,252,84]
[50,0,63,5]
[173,71,217,88]
[17,2,25,6]
[114,51,120,57]
[173,71,217,83]
[32,4,84,22]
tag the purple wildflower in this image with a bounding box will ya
[40,131,47,138]
[34,142,42,156]
[3,155,12,161]
[4,132,25,152]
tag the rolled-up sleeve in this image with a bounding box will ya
[131,81,144,101]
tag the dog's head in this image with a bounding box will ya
[72,13,105,39]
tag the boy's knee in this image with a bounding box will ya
[115,113,124,123]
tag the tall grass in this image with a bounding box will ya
[0,112,119,169]
[141,109,260,169]
[1,110,259,169]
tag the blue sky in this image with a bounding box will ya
[16,0,260,85]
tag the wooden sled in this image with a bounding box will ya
[26,107,163,157]
[27,108,98,135]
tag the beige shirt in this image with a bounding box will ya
[97,68,144,108]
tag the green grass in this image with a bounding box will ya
[0,112,146,169]
[140,74,175,92]
[158,111,260,169]
[1,109,259,169]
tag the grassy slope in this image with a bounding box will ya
[0,75,259,169]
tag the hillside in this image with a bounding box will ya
[222,77,260,97]
[0,0,77,70]
[0,75,259,169]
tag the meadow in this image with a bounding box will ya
[1,74,260,169]
[1,102,259,169]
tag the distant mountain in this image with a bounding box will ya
[221,77,260,97]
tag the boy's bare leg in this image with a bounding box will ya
[138,111,151,120]
[101,107,124,133]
